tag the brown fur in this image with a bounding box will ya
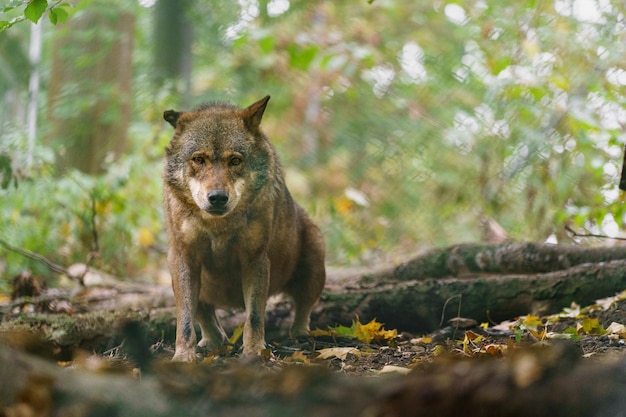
[162,96,326,361]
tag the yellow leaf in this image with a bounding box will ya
[354,317,397,344]
[228,324,244,344]
[519,314,543,332]
[410,336,432,344]
[309,328,337,337]
[432,345,445,356]
[580,317,605,335]
[464,330,482,341]
[137,227,155,248]
[334,196,354,214]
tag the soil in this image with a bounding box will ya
[2,278,626,417]
[122,299,626,376]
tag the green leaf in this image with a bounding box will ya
[258,35,275,55]
[48,8,57,24]
[562,327,580,341]
[53,5,68,24]
[287,44,319,71]
[24,0,47,24]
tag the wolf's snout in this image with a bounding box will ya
[207,190,229,208]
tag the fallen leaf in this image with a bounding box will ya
[410,336,432,344]
[605,322,626,338]
[482,344,508,356]
[288,350,310,364]
[578,317,605,335]
[354,317,397,344]
[519,314,543,332]
[316,347,360,361]
[309,328,337,338]
[448,317,478,329]
[492,320,516,331]
[312,317,398,345]
[228,324,244,345]
[432,345,445,356]
[378,365,411,375]
[560,302,581,318]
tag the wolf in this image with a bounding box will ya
[162,95,326,361]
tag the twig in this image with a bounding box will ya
[565,225,626,241]
[89,192,100,255]
[440,293,463,327]
[0,238,84,285]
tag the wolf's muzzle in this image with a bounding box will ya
[207,190,229,214]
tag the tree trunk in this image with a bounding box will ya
[46,2,134,174]
[153,0,193,104]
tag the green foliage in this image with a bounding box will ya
[2,0,626,283]
[24,0,47,23]
[0,0,72,32]
[0,131,166,281]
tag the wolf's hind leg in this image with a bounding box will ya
[196,302,229,348]
[287,221,326,337]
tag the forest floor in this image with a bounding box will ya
[2,260,626,416]
[2,266,626,374]
[158,299,626,376]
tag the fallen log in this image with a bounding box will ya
[315,257,626,333]
[3,243,626,343]
[365,242,626,281]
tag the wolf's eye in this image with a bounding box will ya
[191,156,205,165]
[230,157,242,166]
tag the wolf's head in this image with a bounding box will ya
[163,96,276,217]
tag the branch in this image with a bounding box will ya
[565,225,626,241]
[0,238,84,285]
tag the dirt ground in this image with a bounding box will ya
[2,276,626,417]
[133,298,626,377]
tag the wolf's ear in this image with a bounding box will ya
[242,95,270,132]
[163,110,181,128]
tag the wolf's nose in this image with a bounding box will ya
[207,190,229,207]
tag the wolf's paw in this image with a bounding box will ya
[289,326,310,339]
[242,342,267,358]
[172,348,198,363]
[197,334,228,349]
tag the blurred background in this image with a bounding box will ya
[1,0,625,290]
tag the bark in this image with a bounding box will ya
[314,243,626,332]
[0,343,624,417]
[154,0,193,95]
[46,2,134,174]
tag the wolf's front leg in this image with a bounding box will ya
[241,254,270,357]
[170,250,201,362]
